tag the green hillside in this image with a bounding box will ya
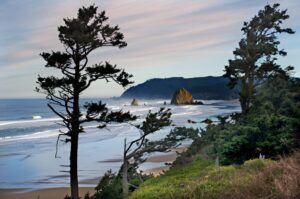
[130,154,299,199]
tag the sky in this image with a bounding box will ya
[0,0,299,98]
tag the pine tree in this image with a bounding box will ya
[36,5,135,199]
[224,3,295,113]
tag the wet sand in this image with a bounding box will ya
[0,167,167,199]
[0,146,187,199]
[0,187,95,199]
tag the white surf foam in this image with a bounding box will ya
[0,129,60,142]
[172,111,203,117]
[0,122,137,143]
[0,118,62,127]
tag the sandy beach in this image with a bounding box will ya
[0,166,170,199]
[0,187,95,199]
[0,147,185,199]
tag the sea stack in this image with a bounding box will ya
[171,88,194,105]
[171,88,204,105]
[131,98,139,106]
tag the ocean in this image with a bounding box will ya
[0,98,240,188]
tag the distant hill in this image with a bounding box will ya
[120,76,238,100]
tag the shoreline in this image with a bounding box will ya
[0,167,169,199]
[0,146,186,199]
[0,187,95,199]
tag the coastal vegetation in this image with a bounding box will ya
[224,3,295,113]
[130,152,300,199]
[36,5,136,199]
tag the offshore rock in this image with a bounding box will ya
[131,98,139,106]
[171,88,194,105]
[171,88,204,105]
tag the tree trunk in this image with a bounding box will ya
[123,138,129,199]
[239,89,247,114]
[70,132,79,199]
[70,103,80,199]
[122,161,129,199]
[70,55,80,199]
[240,78,252,114]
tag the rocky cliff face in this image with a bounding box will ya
[171,88,194,105]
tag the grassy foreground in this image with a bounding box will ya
[129,152,300,199]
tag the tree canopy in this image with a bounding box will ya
[36,5,135,199]
[224,3,295,113]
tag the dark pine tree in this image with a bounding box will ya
[224,3,295,113]
[36,5,136,199]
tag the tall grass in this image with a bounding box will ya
[129,152,300,199]
[233,151,300,199]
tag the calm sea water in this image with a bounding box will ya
[0,98,240,188]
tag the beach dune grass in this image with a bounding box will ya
[129,152,300,199]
